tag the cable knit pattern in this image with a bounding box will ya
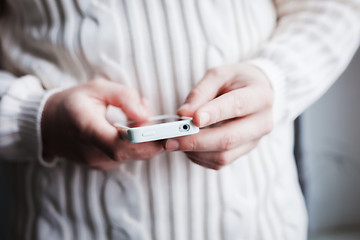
[0,1,359,240]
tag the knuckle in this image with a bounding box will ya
[233,95,246,116]
[100,163,119,171]
[113,150,128,163]
[81,152,96,165]
[215,152,228,167]
[221,134,237,151]
[182,137,198,151]
[90,79,105,88]
[188,155,197,163]
[212,165,223,171]
[141,148,160,160]
[118,143,161,161]
[94,165,108,171]
[263,119,274,135]
[86,159,102,168]
[206,67,222,78]
[188,87,204,100]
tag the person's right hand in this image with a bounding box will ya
[41,79,163,170]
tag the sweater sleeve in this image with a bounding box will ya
[0,71,59,166]
[248,0,360,125]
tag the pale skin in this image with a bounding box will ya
[164,63,274,170]
[41,63,273,170]
[41,79,164,170]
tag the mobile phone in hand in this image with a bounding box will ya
[114,115,199,143]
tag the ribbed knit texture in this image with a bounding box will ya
[0,1,359,240]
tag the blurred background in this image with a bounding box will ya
[302,46,360,240]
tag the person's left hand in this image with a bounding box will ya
[163,63,274,170]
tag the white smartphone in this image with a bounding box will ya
[114,115,200,143]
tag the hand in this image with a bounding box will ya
[164,63,274,170]
[41,79,163,170]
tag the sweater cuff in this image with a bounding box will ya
[11,76,61,167]
[246,58,287,125]
[36,88,62,167]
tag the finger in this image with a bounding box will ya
[141,97,155,117]
[185,140,259,170]
[113,140,164,162]
[91,79,149,121]
[164,110,272,152]
[65,141,114,166]
[85,119,164,162]
[82,111,119,159]
[82,80,153,158]
[92,161,121,171]
[188,156,220,170]
[87,141,162,170]
[177,67,235,117]
[85,150,114,168]
[193,86,272,128]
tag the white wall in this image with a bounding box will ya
[302,47,360,240]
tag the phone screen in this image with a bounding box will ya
[126,116,185,128]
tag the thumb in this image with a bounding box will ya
[177,68,229,124]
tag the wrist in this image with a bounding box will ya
[38,89,64,167]
[245,59,287,125]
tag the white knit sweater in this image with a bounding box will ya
[0,0,359,240]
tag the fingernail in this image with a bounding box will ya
[199,112,210,127]
[165,139,179,151]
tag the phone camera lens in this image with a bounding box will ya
[180,124,190,132]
